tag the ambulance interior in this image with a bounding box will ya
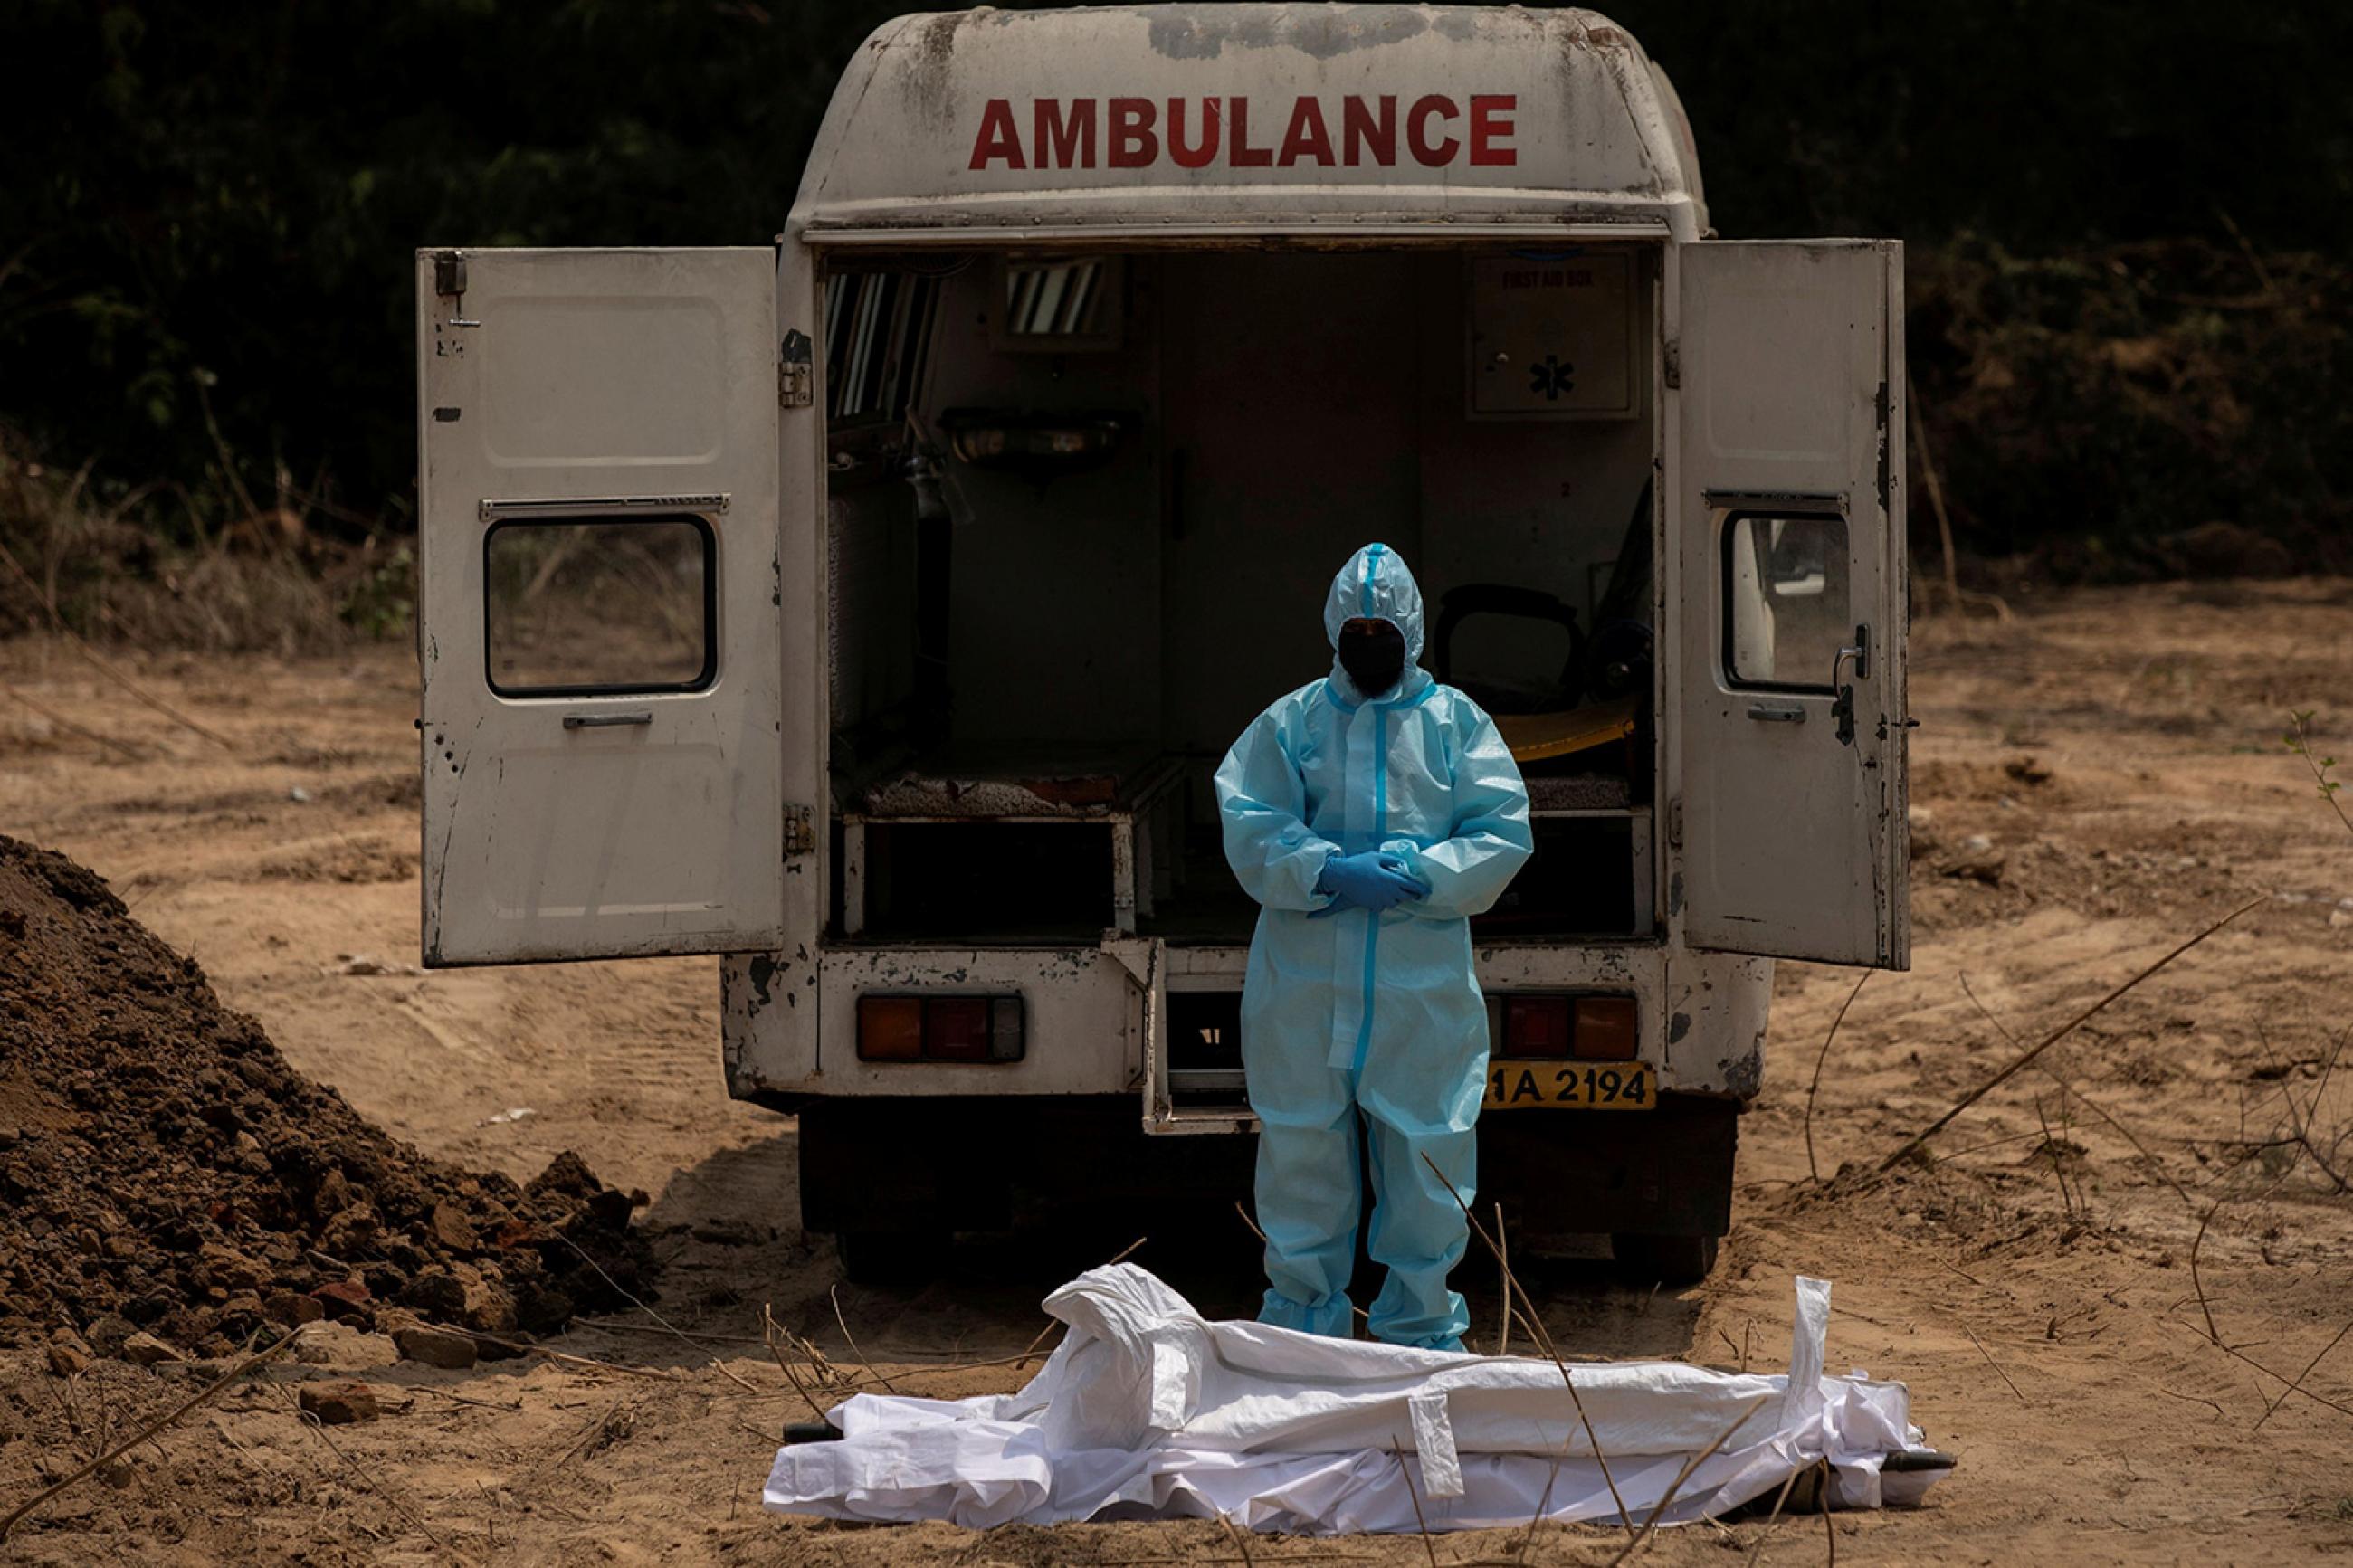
[823,246,1668,950]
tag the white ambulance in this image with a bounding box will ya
[414,4,1910,1285]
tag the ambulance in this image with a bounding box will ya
[414,4,1910,1285]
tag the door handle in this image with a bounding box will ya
[1746,703,1806,723]
[562,712,653,730]
[1829,622,1870,689]
[1828,624,1870,747]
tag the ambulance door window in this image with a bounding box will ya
[482,517,715,696]
[1721,512,1848,691]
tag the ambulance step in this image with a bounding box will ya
[1146,1104,1259,1136]
[1167,1069,1246,1094]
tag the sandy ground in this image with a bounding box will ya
[2,577,2351,1564]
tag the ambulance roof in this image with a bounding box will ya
[787,5,1706,242]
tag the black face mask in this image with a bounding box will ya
[1337,619,1407,697]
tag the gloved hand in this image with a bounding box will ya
[1310,851,1431,917]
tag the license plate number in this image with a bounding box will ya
[1483,1060,1653,1111]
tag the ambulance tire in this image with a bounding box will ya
[836,1228,948,1288]
[1609,1231,1719,1286]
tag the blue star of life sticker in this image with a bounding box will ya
[1529,353,1576,401]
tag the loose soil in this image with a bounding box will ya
[0,577,2349,1565]
[0,837,653,1361]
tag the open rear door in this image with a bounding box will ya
[415,248,786,965]
[1674,240,1909,968]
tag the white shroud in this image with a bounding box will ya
[763,1264,1945,1535]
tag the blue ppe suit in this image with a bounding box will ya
[1214,545,1534,1351]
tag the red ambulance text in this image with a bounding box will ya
[967,95,1517,172]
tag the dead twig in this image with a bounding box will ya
[1906,371,2007,622]
[2166,1318,2353,1421]
[0,1325,303,1541]
[1107,1556,1386,1566]
[465,1333,678,1382]
[2286,710,2353,841]
[0,537,235,747]
[1496,1202,1510,1357]
[1515,1462,1562,1565]
[1879,897,2264,1171]
[1423,1152,1637,1541]
[831,1285,897,1394]
[2033,1097,2076,1217]
[1007,1235,1142,1376]
[405,1382,523,1414]
[2188,1205,2224,1345]
[1739,1462,1806,1567]
[1603,1394,1773,1566]
[4,681,146,761]
[2253,1317,2353,1433]
[1804,972,1872,1183]
[1392,1431,1440,1568]
[291,1392,453,1556]
[836,1348,1066,1391]
[1013,1319,1064,1373]
[2149,1384,2225,1421]
[1958,974,2196,1208]
[557,1395,638,1468]
[1931,1127,2045,1164]
[554,1234,765,1396]
[1962,1325,2029,1406]
[578,1316,767,1347]
[761,1305,832,1422]
[2269,1023,2352,1194]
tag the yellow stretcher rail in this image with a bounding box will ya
[1492,694,1641,764]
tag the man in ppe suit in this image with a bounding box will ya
[1215,544,1533,1352]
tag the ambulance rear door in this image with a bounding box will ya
[414,247,795,966]
[1672,239,1910,969]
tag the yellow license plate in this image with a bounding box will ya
[1483,1060,1654,1111]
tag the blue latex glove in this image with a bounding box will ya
[1310,851,1431,917]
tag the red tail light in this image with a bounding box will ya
[1493,993,1638,1060]
[858,995,1025,1063]
[1500,996,1574,1058]
[925,998,991,1060]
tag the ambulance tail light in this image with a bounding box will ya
[1492,994,1637,1060]
[857,995,1024,1063]
[1498,996,1573,1059]
[1572,996,1638,1060]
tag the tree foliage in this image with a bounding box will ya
[0,0,2346,554]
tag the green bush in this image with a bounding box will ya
[1909,236,2351,576]
[1,0,2346,582]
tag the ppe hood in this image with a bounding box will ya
[1322,543,1433,707]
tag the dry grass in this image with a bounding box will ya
[0,429,411,656]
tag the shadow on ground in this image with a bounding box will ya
[627,1126,1706,1368]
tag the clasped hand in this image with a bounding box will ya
[1310,851,1431,917]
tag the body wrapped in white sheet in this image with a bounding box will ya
[764,1265,1942,1534]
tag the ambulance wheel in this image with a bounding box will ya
[835,1229,946,1287]
[1610,1231,1719,1286]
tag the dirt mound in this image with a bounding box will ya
[0,836,653,1356]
